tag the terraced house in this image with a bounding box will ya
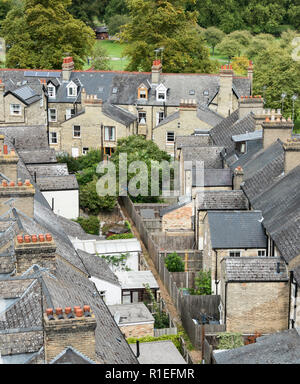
[0,58,252,157]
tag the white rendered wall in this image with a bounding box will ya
[90,276,122,306]
[42,190,79,219]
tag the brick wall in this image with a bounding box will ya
[44,313,97,363]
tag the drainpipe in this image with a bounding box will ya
[43,85,50,146]
[288,271,292,329]
[215,250,218,295]
[224,282,228,326]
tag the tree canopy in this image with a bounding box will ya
[119,0,215,73]
[1,0,95,69]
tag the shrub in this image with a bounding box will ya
[80,178,117,214]
[76,166,97,186]
[75,216,100,235]
[217,332,244,350]
[165,252,185,272]
[106,233,134,240]
[189,270,212,295]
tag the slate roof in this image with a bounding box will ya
[10,85,41,105]
[197,104,224,127]
[229,139,263,170]
[222,257,288,282]
[76,249,121,286]
[35,175,78,191]
[18,149,57,165]
[210,111,256,157]
[102,103,137,126]
[0,126,48,151]
[193,168,232,187]
[155,111,179,128]
[232,130,263,142]
[207,211,267,249]
[241,140,284,201]
[50,346,96,364]
[27,163,69,177]
[181,146,223,168]
[213,328,300,364]
[175,135,213,150]
[197,190,249,211]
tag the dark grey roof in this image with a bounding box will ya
[95,27,108,33]
[102,103,137,126]
[197,190,249,211]
[41,257,137,364]
[223,257,288,282]
[242,140,284,201]
[210,111,256,157]
[35,175,78,191]
[76,249,120,286]
[208,211,267,249]
[197,104,224,126]
[214,328,300,364]
[182,146,223,168]
[229,139,263,169]
[27,163,69,177]
[18,149,57,164]
[175,134,213,150]
[193,168,232,187]
[50,346,96,364]
[10,85,41,105]
[0,126,48,151]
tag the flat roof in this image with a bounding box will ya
[130,341,186,364]
[116,271,159,289]
[108,303,154,325]
[70,237,142,255]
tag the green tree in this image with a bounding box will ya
[80,177,117,214]
[75,216,100,235]
[104,0,128,23]
[245,33,276,60]
[216,35,243,62]
[165,252,185,272]
[231,56,250,76]
[204,27,225,56]
[91,43,111,70]
[227,30,252,49]
[110,135,171,203]
[107,14,130,36]
[193,270,212,295]
[119,0,214,73]
[2,0,95,69]
[67,0,104,27]
[217,332,244,349]
[253,43,300,119]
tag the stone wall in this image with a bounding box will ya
[225,281,289,333]
[162,202,193,232]
[120,322,154,338]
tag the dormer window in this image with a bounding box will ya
[47,83,56,98]
[138,83,148,100]
[67,81,77,97]
[156,83,167,102]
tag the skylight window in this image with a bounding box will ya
[189,90,195,95]
[203,90,209,96]
[112,87,118,94]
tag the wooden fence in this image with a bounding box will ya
[154,327,178,337]
[121,196,225,349]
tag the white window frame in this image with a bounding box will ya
[138,111,146,124]
[10,104,21,116]
[156,83,167,102]
[258,249,267,257]
[47,84,56,99]
[49,132,58,144]
[40,97,44,108]
[156,111,164,126]
[82,147,89,155]
[66,108,75,120]
[73,125,81,138]
[104,126,116,141]
[67,82,77,97]
[166,131,175,144]
[48,108,57,122]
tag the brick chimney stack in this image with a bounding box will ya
[217,65,234,117]
[82,91,103,108]
[44,305,97,363]
[0,179,35,217]
[238,95,264,119]
[62,57,74,82]
[14,233,57,275]
[283,138,300,174]
[151,60,162,85]
[262,115,293,149]
[0,140,19,181]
